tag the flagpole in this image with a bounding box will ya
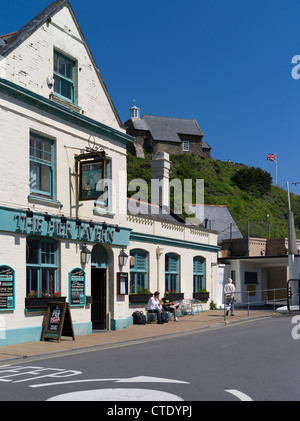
[275,154,278,186]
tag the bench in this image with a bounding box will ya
[145,307,174,322]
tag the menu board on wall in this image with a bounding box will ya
[69,268,85,306]
[0,266,14,310]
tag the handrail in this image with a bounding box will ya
[223,287,287,321]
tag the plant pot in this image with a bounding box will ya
[193,292,210,301]
[25,296,66,309]
[129,294,152,304]
[167,293,184,301]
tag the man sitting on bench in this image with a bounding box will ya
[162,291,179,322]
[146,291,168,324]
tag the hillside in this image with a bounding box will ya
[127,152,300,239]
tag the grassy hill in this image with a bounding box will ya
[127,152,300,239]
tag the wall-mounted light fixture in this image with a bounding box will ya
[115,225,120,232]
[76,218,82,227]
[118,248,128,267]
[102,222,107,231]
[89,221,95,228]
[81,243,91,265]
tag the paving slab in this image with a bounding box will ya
[0,308,280,363]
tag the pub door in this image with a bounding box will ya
[91,268,107,329]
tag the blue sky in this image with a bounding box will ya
[1,0,300,196]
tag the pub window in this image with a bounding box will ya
[26,238,58,296]
[193,256,206,292]
[130,249,148,293]
[165,253,180,292]
[29,133,54,199]
[53,50,76,103]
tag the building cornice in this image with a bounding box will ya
[130,231,220,253]
[0,78,134,146]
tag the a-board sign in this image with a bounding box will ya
[42,302,75,342]
[0,265,14,310]
[69,268,85,306]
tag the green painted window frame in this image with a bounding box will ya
[130,249,148,293]
[193,256,206,292]
[165,253,179,292]
[91,245,108,269]
[29,133,54,199]
[26,238,58,297]
[53,50,76,104]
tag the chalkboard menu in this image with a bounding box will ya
[42,302,75,342]
[69,268,85,306]
[0,265,14,310]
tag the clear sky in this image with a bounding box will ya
[1,0,300,196]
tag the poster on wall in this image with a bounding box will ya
[117,272,128,295]
[69,268,85,306]
[0,265,14,310]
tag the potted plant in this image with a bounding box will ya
[193,289,210,301]
[129,288,153,303]
[25,291,66,309]
[165,290,184,301]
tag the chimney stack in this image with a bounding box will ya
[151,152,170,211]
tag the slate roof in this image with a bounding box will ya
[187,204,243,242]
[130,115,204,143]
[0,0,124,128]
[0,0,68,58]
[127,198,185,224]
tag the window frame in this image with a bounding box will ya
[165,253,179,292]
[182,141,190,152]
[26,238,58,297]
[130,249,148,293]
[193,256,206,292]
[29,133,54,199]
[53,50,76,104]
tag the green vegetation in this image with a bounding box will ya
[127,153,300,239]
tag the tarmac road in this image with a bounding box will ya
[0,314,299,402]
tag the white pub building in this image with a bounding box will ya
[0,0,219,346]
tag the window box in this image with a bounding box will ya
[193,292,210,301]
[129,293,152,304]
[25,296,66,309]
[167,293,184,301]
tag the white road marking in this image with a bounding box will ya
[47,388,184,401]
[225,389,253,401]
[30,375,189,388]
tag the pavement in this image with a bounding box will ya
[0,307,283,363]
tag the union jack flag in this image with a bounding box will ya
[267,153,277,162]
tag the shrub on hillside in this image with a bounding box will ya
[231,167,272,196]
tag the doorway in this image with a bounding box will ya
[91,268,106,329]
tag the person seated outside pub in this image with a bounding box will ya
[162,291,180,321]
[146,291,168,324]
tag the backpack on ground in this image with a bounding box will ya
[132,311,146,325]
